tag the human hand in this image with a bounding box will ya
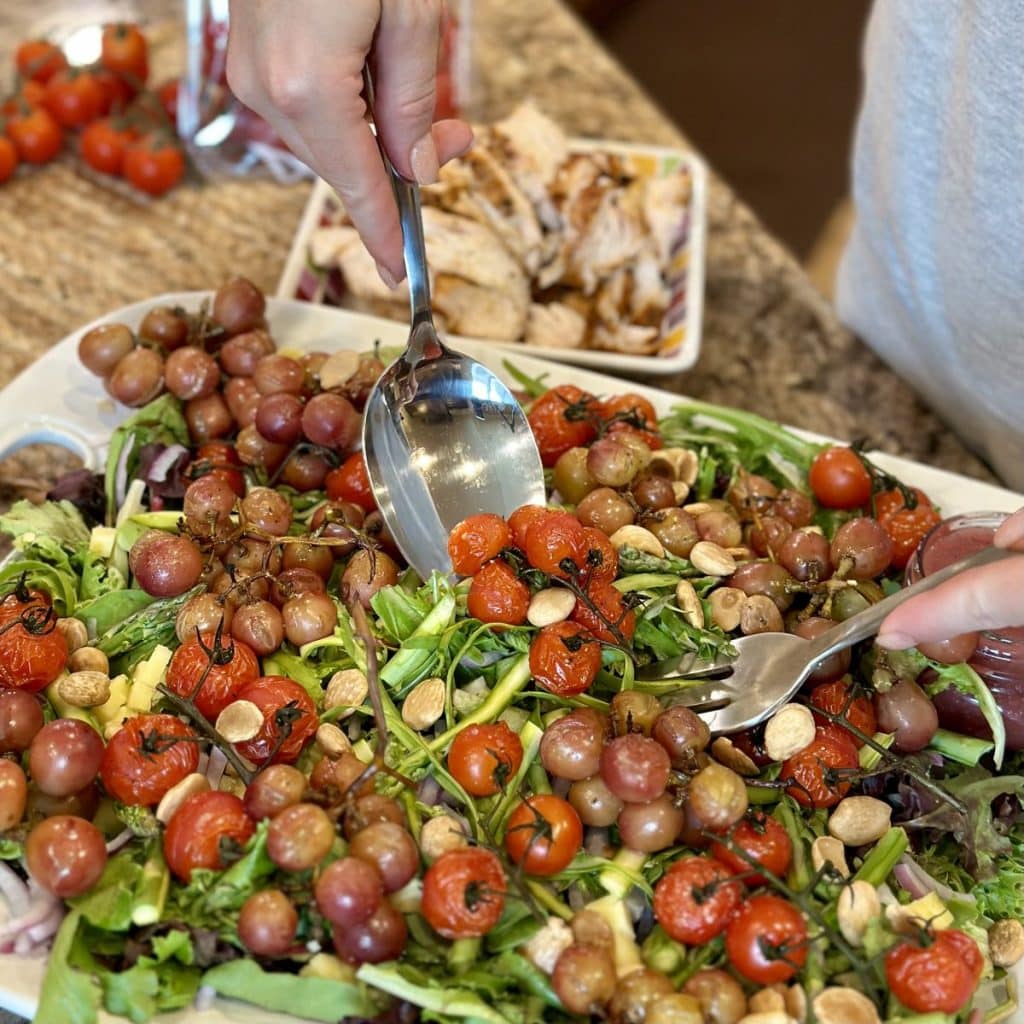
[226,0,473,286]
[876,507,1024,649]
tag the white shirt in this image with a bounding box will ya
[836,0,1024,490]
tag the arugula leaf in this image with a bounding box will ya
[104,393,189,523]
[34,910,103,1024]
[201,960,380,1022]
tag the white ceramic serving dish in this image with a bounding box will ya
[277,140,708,377]
[0,295,1020,1024]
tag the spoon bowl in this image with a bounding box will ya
[359,74,545,580]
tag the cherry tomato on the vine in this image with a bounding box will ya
[123,135,185,196]
[100,23,149,85]
[163,790,255,880]
[1,81,47,117]
[606,419,663,452]
[809,680,877,747]
[726,894,808,984]
[99,714,200,806]
[448,514,513,577]
[15,40,67,84]
[875,488,942,570]
[44,68,106,128]
[505,794,583,876]
[156,79,180,123]
[579,526,618,585]
[653,856,743,945]
[80,118,135,176]
[507,504,547,550]
[0,139,17,184]
[808,446,872,510]
[233,676,318,766]
[325,452,376,513]
[885,929,983,1014]
[596,393,658,431]
[710,812,793,886]
[529,621,601,697]
[165,631,260,721]
[421,847,507,940]
[466,559,530,626]
[527,385,598,467]
[0,606,67,692]
[94,68,134,114]
[447,721,524,797]
[523,510,586,579]
[781,726,859,808]
[6,105,62,164]
[571,580,636,644]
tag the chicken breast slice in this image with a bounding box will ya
[524,302,587,349]
[433,274,528,341]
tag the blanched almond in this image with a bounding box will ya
[527,588,577,627]
[737,1013,795,1024]
[837,880,881,946]
[216,699,264,742]
[690,541,736,576]
[57,670,111,708]
[709,587,747,631]
[156,772,211,824]
[811,835,849,878]
[811,988,880,1024]
[316,722,351,758]
[764,704,816,761]
[324,668,369,716]
[419,813,468,860]
[609,525,665,558]
[317,350,361,389]
[785,984,807,1023]
[749,989,786,1014]
[674,579,704,629]
[827,796,892,846]
[402,676,446,731]
[990,919,1024,967]
[711,736,759,776]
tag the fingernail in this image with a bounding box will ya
[995,511,1024,548]
[410,132,439,185]
[376,262,400,290]
[875,631,917,650]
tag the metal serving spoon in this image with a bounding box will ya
[638,544,1017,734]
[359,73,545,580]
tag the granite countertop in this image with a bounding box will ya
[0,0,998,1019]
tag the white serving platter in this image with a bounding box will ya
[277,140,708,377]
[0,294,1020,1024]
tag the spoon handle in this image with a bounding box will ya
[361,69,434,333]
[803,544,1018,665]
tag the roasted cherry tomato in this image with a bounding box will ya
[0,603,67,692]
[885,929,984,1014]
[100,23,149,84]
[605,419,663,452]
[781,726,859,808]
[99,714,200,806]
[163,790,255,880]
[529,621,601,697]
[325,452,376,513]
[527,385,598,467]
[156,78,180,123]
[1,81,47,117]
[0,586,51,623]
[5,105,62,164]
[15,40,67,84]
[421,847,507,940]
[44,68,106,128]
[809,680,877,747]
[507,504,547,550]
[653,855,743,945]
[79,117,135,175]
[579,526,618,585]
[466,559,530,626]
[122,135,185,196]
[448,514,513,577]
[165,630,260,721]
[505,794,583,876]
[808,447,872,510]
[447,722,524,797]
[524,510,586,579]
[596,392,658,431]
[726,894,808,984]
[94,68,133,114]
[233,676,318,766]
[571,581,636,644]
[875,488,942,570]
[191,442,246,497]
[0,138,16,183]
[710,812,793,886]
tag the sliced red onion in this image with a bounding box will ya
[23,902,64,945]
[0,862,30,918]
[147,444,189,484]
[893,862,929,901]
[416,777,441,806]
[106,827,135,854]
[206,746,228,790]
[894,854,972,905]
[0,886,61,947]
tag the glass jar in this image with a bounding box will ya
[905,511,1024,749]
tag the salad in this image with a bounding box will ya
[0,279,1021,1024]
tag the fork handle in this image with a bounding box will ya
[803,544,1018,666]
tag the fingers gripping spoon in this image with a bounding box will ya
[359,74,545,580]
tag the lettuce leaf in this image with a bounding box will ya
[34,910,103,1024]
[0,498,90,547]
